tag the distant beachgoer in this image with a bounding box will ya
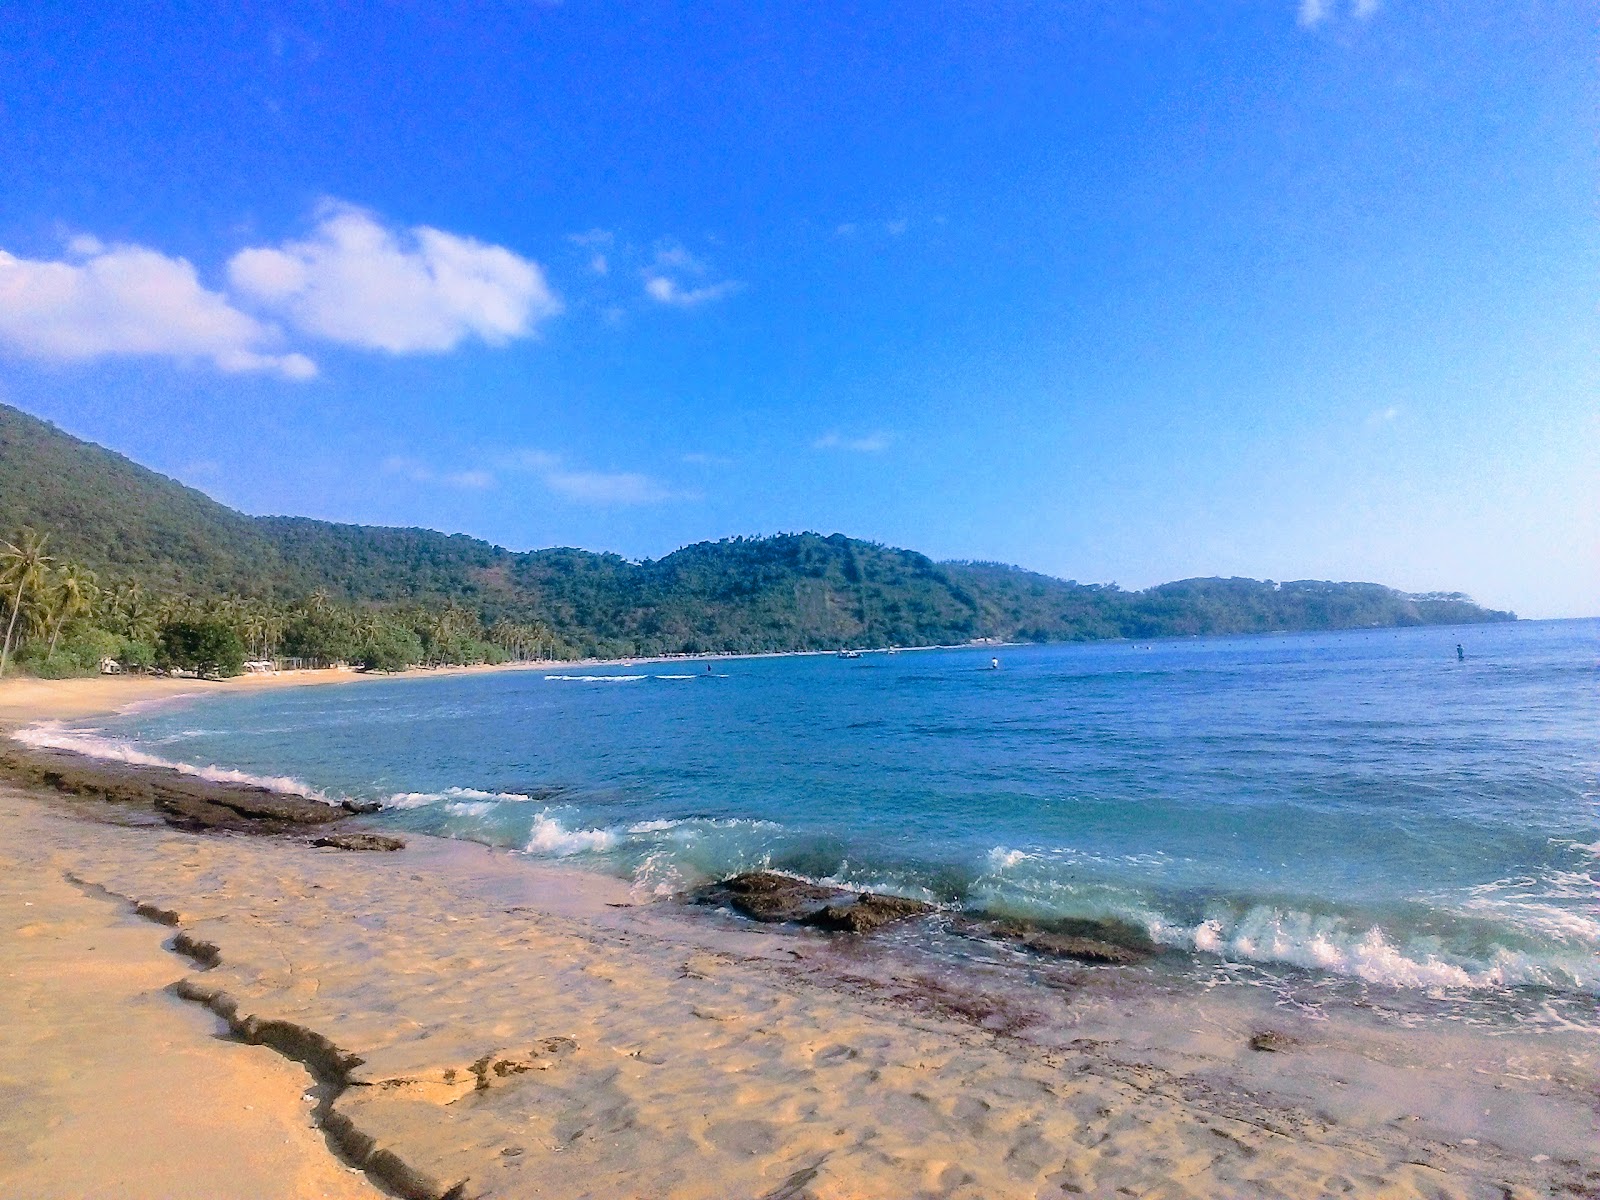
[1457,644,1465,662]
[706,662,713,674]
[991,657,1000,670]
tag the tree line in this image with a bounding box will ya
[0,528,568,679]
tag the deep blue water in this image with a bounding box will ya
[37,619,1599,1017]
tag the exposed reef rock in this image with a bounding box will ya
[699,871,842,923]
[313,832,407,852]
[969,916,1157,965]
[696,871,1154,964]
[695,872,935,935]
[0,739,398,847]
[804,892,934,933]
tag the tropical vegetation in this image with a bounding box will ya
[0,400,1514,677]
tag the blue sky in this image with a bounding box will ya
[0,1,1593,617]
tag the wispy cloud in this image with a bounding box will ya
[642,242,741,308]
[681,451,733,466]
[387,447,685,505]
[813,431,894,453]
[381,455,496,489]
[1364,405,1400,429]
[542,468,675,504]
[229,200,562,353]
[568,228,613,276]
[1298,0,1380,28]
[0,237,315,379]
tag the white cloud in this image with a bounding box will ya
[644,275,741,307]
[1299,0,1379,27]
[0,240,314,379]
[1364,405,1400,429]
[642,242,741,308]
[389,446,683,505]
[681,451,733,466]
[229,201,561,353]
[381,456,494,489]
[813,431,894,453]
[542,468,674,504]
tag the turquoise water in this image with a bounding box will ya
[36,619,1599,1021]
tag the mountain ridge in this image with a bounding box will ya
[0,401,1514,656]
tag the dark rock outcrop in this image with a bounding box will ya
[700,871,842,923]
[313,832,406,852]
[804,893,934,933]
[0,741,345,831]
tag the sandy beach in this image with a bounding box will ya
[2,672,1596,1199]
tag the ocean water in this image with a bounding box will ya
[30,619,1599,1027]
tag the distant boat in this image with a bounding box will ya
[838,649,862,659]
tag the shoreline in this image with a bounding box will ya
[3,664,1597,1197]
[0,640,1003,728]
[3,777,1594,1198]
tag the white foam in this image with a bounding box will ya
[543,674,647,683]
[1169,906,1596,992]
[15,722,332,803]
[654,674,697,680]
[384,786,541,809]
[523,811,618,856]
[444,800,496,817]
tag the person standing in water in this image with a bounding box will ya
[1457,644,1465,662]
[991,657,1000,670]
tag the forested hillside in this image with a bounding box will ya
[0,402,1513,667]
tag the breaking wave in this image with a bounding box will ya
[14,722,332,803]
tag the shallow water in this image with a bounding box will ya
[36,619,1600,1028]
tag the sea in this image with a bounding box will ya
[25,618,1599,1032]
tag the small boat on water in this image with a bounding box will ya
[837,649,863,659]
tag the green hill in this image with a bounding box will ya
[0,401,1513,658]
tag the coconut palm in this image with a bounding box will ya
[45,561,99,658]
[0,530,54,677]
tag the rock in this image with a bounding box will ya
[1249,1030,1295,1053]
[805,893,933,933]
[953,914,1156,965]
[1013,931,1148,965]
[0,741,345,832]
[312,832,406,852]
[702,872,842,923]
[341,799,384,815]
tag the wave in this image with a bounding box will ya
[384,786,548,810]
[525,811,619,855]
[544,674,647,683]
[14,722,333,803]
[979,844,1599,995]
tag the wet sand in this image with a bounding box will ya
[2,778,1595,1199]
[1,675,1596,1198]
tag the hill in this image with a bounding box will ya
[0,402,1514,658]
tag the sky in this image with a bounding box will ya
[0,1,1593,618]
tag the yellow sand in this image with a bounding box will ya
[0,661,546,726]
[3,785,1594,1199]
[0,814,379,1200]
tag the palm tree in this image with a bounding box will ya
[45,562,99,658]
[108,581,159,644]
[0,530,54,677]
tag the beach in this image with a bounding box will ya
[2,667,1596,1199]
